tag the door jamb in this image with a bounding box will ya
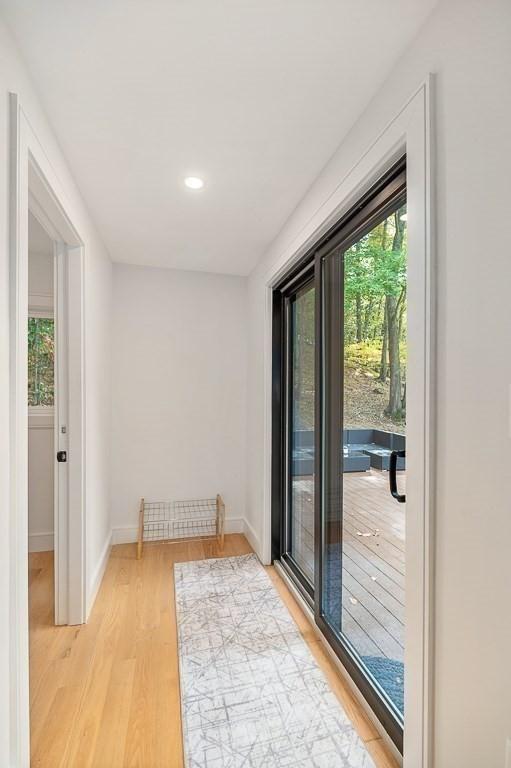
[53,241,69,625]
[9,93,86,766]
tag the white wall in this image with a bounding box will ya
[0,17,112,764]
[28,238,55,552]
[27,251,53,297]
[111,264,247,540]
[246,0,511,765]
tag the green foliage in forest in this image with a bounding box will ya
[28,317,55,406]
[291,205,407,433]
[344,205,407,424]
[344,339,407,378]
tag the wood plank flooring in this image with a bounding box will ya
[29,536,398,767]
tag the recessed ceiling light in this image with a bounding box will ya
[184,176,204,190]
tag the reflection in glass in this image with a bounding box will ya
[288,283,315,584]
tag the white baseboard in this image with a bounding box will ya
[28,531,54,552]
[243,518,262,559]
[86,532,112,618]
[225,517,245,534]
[112,517,246,546]
[111,525,138,545]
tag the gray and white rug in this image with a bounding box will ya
[174,553,374,768]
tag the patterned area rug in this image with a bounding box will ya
[174,553,374,767]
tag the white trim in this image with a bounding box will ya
[28,405,54,416]
[64,241,86,624]
[9,93,30,768]
[28,407,54,429]
[9,93,87,766]
[86,533,112,617]
[28,532,54,553]
[53,242,68,626]
[224,517,245,535]
[28,291,53,315]
[243,518,261,555]
[261,78,435,767]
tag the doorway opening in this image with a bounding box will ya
[25,190,84,760]
[272,159,408,750]
[28,210,57,712]
[9,93,87,766]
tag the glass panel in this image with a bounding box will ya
[321,252,343,628]
[342,202,406,716]
[323,202,407,717]
[288,282,315,584]
[28,317,55,406]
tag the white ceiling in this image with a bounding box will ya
[2,1,436,275]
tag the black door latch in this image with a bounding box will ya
[389,449,406,503]
[56,451,67,463]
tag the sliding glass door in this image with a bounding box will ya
[272,160,407,750]
[275,268,317,594]
[318,195,407,741]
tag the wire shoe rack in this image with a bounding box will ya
[137,494,225,559]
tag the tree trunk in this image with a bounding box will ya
[398,292,406,416]
[385,294,401,417]
[373,297,383,340]
[363,298,374,339]
[385,212,405,418]
[378,302,388,382]
[355,294,363,343]
[377,217,389,382]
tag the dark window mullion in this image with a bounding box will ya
[271,157,407,754]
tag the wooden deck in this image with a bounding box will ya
[291,468,405,662]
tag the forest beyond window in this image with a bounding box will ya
[344,202,407,433]
[290,202,407,435]
[28,316,55,407]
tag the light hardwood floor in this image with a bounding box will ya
[29,536,398,767]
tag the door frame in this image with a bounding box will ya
[9,93,86,766]
[262,78,435,767]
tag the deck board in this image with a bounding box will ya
[291,468,405,661]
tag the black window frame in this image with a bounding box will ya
[271,156,407,752]
[273,263,316,600]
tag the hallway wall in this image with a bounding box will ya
[246,0,511,765]
[110,263,247,540]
